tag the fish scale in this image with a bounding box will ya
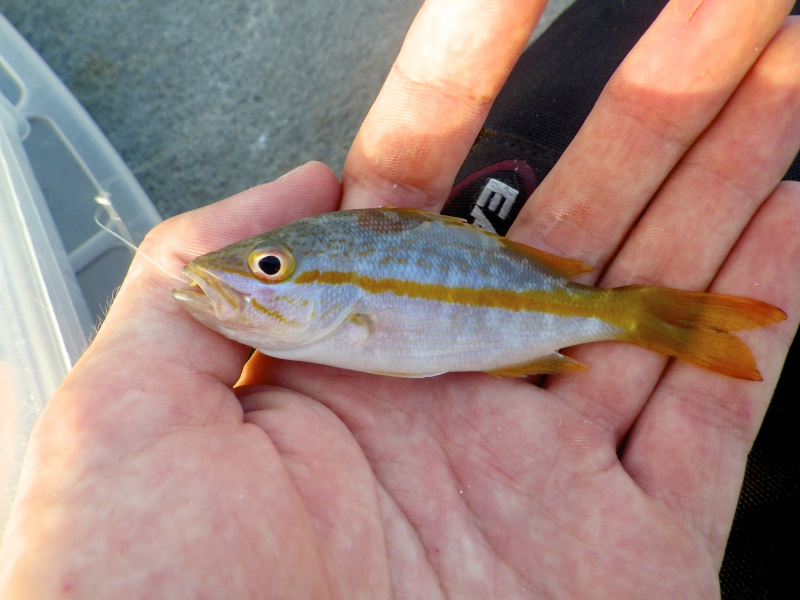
[173,208,785,380]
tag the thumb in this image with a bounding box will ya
[70,161,341,394]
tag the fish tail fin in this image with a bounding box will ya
[617,285,786,381]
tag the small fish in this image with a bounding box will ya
[173,208,785,380]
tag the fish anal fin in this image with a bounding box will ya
[367,369,446,378]
[499,238,594,279]
[487,352,588,377]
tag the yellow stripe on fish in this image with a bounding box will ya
[173,208,785,380]
[292,269,610,316]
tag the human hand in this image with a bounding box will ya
[2,1,800,598]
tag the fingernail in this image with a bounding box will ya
[275,162,307,181]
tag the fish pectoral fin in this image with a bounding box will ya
[349,312,377,335]
[487,352,588,377]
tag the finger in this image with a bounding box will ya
[509,0,794,264]
[342,0,547,210]
[621,181,800,559]
[62,162,341,406]
[604,18,800,291]
[546,18,800,432]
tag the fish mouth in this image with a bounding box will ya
[172,264,243,320]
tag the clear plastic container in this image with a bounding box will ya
[0,14,161,526]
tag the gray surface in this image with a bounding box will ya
[0,0,574,218]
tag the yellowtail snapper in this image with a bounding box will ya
[173,208,785,380]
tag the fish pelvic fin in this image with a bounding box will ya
[616,285,786,381]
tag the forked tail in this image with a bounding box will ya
[616,285,786,380]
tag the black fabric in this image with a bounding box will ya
[449,1,800,597]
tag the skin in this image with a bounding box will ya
[2,0,800,597]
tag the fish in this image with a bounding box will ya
[172,208,785,380]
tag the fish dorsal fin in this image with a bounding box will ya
[487,352,588,377]
[387,207,468,225]
[499,238,594,280]
[357,208,466,233]
[391,208,593,279]
[371,208,593,279]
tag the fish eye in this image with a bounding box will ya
[247,247,294,282]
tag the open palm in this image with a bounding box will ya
[2,1,800,598]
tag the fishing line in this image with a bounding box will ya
[126,133,199,177]
[93,192,189,284]
[86,130,200,285]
